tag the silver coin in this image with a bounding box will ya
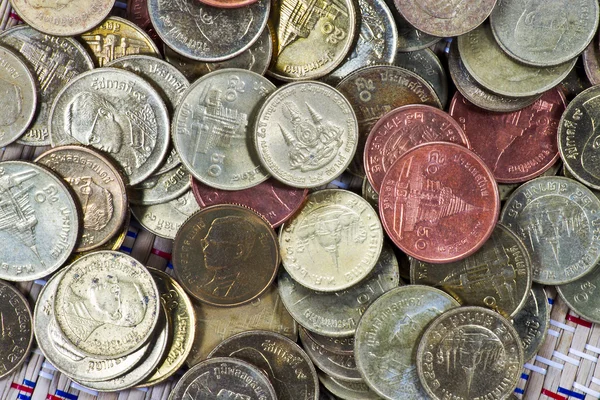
[512,284,550,361]
[395,48,449,108]
[319,373,380,400]
[393,7,441,52]
[48,68,170,186]
[128,164,191,206]
[152,147,182,176]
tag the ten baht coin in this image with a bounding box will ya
[0,280,33,379]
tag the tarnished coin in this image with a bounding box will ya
[304,331,354,355]
[280,189,383,292]
[512,285,550,361]
[395,48,448,108]
[148,0,270,62]
[362,177,379,210]
[48,68,170,186]
[557,264,600,324]
[171,357,277,400]
[583,37,600,85]
[336,65,441,177]
[53,251,160,358]
[35,146,128,252]
[416,306,524,400]
[9,0,114,36]
[278,242,399,336]
[449,88,566,183]
[131,190,200,240]
[458,24,576,98]
[364,104,470,193]
[128,164,191,206]
[410,224,532,317]
[173,204,279,306]
[394,0,496,37]
[501,176,600,284]
[0,161,78,281]
[173,69,275,190]
[393,8,440,52]
[0,280,33,379]
[490,0,599,67]
[209,331,319,400]
[255,81,358,188]
[379,142,500,263]
[319,373,380,400]
[0,45,36,147]
[355,285,460,400]
[0,26,94,146]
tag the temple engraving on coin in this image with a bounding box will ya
[81,33,151,67]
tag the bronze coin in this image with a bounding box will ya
[379,142,500,263]
[172,204,279,306]
[191,177,308,228]
[364,104,470,193]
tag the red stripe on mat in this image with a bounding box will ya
[47,396,61,400]
[11,383,34,393]
[542,389,567,400]
[151,248,171,260]
[566,314,593,328]
[9,12,22,21]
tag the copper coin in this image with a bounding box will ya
[449,89,565,184]
[172,204,279,306]
[191,177,308,228]
[364,104,470,193]
[379,142,499,263]
[196,0,258,7]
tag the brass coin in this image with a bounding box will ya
[35,145,128,252]
[128,164,191,206]
[172,204,279,306]
[416,306,524,400]
[354,285,459,400]
[557,264,600,324]
[0,280,33,379]
[512,284,550,361]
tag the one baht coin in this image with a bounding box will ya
[255,81,358,188]
[53,251,161,358]
[416,306,524,400]
[512,284,550,361]
[49,68,170,186]
[379,142,500,263]
[500,176,600,284]
[280,189,383,292]
[0,161,79,281]
[0,280,33,379]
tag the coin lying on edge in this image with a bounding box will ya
[0,280,33,379]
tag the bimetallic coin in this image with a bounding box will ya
[53,251,161,358]
[394,48,448,108]
[355,285,460,399]
[278,241,399,336]
[48,68,170,186]
[280,189,383,292]
[149,0,270,62]
[35,146,128,252]
[410,224,532,317]
[319,373,380,400]
[490,0,599,67]
[557,264,600,324]
[0,280,32,379]
[128,164,191,206]
[0,161,78,281]
[0,26,94,146]
[174,69,275,190]
[512,285,550,361]
[501,177,600,284]
[209,331,319,400]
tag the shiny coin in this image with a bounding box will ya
[0,161,79,281]
[209,330,319,400]
[319,373,380,400]
[0,280,33,379]
[395,48,449,108]
[355,285,460,399]
[416,306,524,400]
[280,189,383,292]
[512,284,550,361]
[557,264,600,323]
[173,204,279,306]
[304,330,354,355]
[501,176,600,284]
[256,81,358,188]
[53,251,160,358]
[128,164,191,206]
[49,68,170,186]
[35,146,128,252]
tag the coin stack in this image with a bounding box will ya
[0,0,598,398]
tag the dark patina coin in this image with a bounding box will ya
[512,284,550,361]
[0,280,33,379]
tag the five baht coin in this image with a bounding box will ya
[0,280,33,379]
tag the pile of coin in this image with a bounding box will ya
[0,0,598,398]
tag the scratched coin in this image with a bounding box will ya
[0,280,33,379]
[512,285,550,361]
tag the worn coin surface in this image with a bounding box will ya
[379,142,500,263]
[501,176,600,284]
[173,204,279,306]
[318,373,380,400]
[0,161,79,281]
[0,280,33,379]
[174,69,275,190]
[0,26,94,146]
[395,48,448,108]
[304,330,354,355]
[54,251,160,358]
[9,0,114,36]
[280,189,383,292]
[209,330,319,400]
[128,164,191,206]
[49,68,170,186]
[36,146,128,252]
[355,285,459,399]
[512,285,550,361]
[490,0,599,67]
[255,81,358,188]
[416,306,524,400]
[557,264,600,323]
[410,224,532,317]
[148,0,270,62]
[394,10,440,52]
[583,37,600,85]
[278,241,399,336]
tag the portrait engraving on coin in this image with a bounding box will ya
[513,0,568,52]
[0,78,22,127]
